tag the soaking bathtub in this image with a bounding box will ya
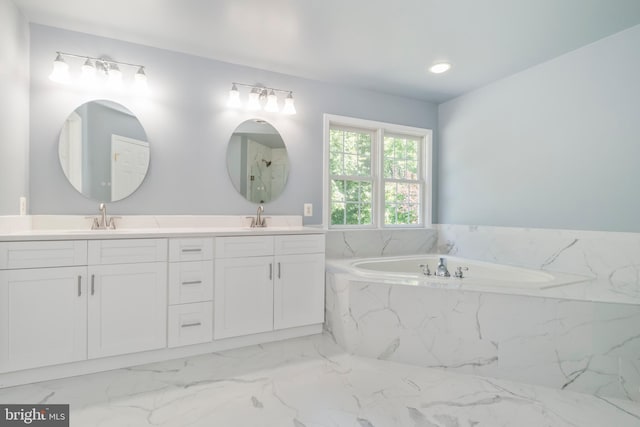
[324,255,640,402]
[350,255,588,290]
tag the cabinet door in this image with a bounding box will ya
[214,256,273,339]
[0,267,87,373]
[88,262,167,359]
[274,254,325,330]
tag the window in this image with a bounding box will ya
[329,126,374,226]
[383,134,423,225]
[324,114,432,228]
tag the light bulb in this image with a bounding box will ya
[107,63,123,87]
[264,89,279,113]
[49,53,70,84]
[81,58,96,83]
[247,88,261,111]
[134,66,149,93]
[282,92,296,115]
[228,84,242,108]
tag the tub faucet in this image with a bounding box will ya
[454,266,469,278]
[436,257,450,277]
[419,264,431,276]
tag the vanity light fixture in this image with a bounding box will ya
[227,82,296,115]
[107,63,123,87]
[134,67,148,93]
[282,92,296,115]
[247,88,262,111]
[80,58,96,83]
[48,51,149,92]
[228,84,242,108]
[264,89,279,113]
[49,53,71,84]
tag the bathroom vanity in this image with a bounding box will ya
[0,216,324,387]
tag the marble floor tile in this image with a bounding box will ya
[0,334,639,427]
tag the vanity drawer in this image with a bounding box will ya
[215,236,274,258]
[169,238,214,262]
[88,239,167,265]
[0,241,87,270]
[168,302,213,348]
[168,260,214,304]
[274,234,325,255]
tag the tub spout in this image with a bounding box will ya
[436,257,450,277]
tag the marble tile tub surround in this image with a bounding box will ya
[1,334,639,427]
[325,271,640,403]
[325,228,437,258]
[437,224,640,299]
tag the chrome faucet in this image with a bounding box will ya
[99,203,108,228]
[89,203,117,230]
[246,203,267,228]
[436,257,450,277]
[256,204,264,227]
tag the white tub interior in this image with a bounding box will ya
[351,255,589,289]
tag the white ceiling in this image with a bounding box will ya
[12,0,640,103]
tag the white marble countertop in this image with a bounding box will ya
[0,215,325,241]
[327,257,640,306]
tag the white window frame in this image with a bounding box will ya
[323,113,433,229]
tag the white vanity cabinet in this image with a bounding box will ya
[0,241,89,373]
[0,238,168,371]
[167,238,214,348]
[214,234,325,339]
[87,239,168,359]
[0,227,324,387]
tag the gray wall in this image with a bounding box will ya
[28,25,438,224]
[0,0,29,215]
[438,24,640,232]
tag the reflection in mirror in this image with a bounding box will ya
[58,100,150,202]
[226,119,289,203]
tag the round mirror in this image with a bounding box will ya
[226,119,289,203]
[58,100,150,202]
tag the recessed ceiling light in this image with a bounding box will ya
[429,62,451,74]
